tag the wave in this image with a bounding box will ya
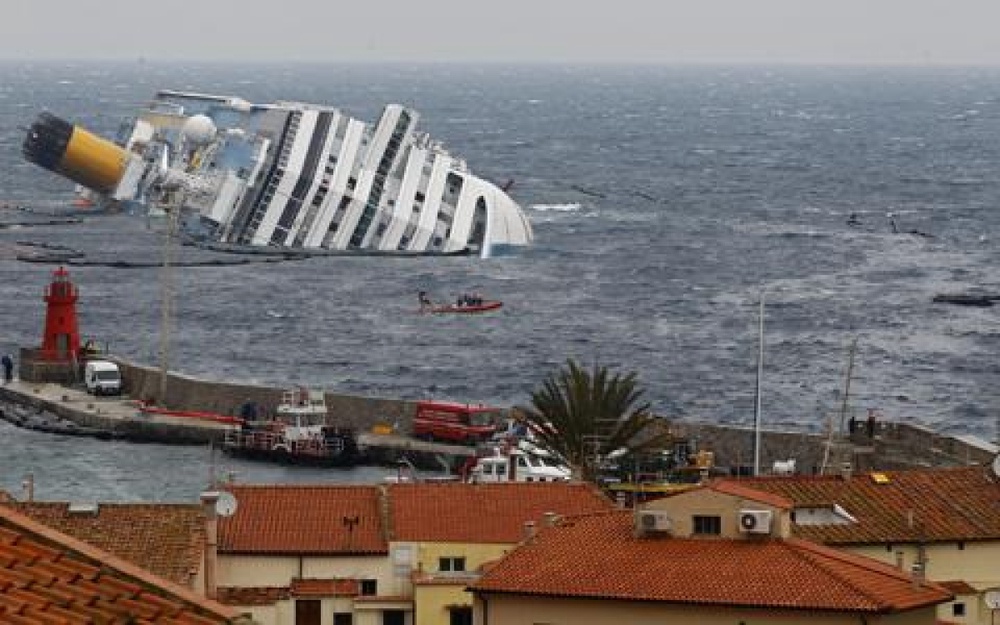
[530,203,581,212]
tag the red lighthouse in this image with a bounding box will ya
[40,266,81,362]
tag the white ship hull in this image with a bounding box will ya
[24,91,533,258]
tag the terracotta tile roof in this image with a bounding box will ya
[720,465,1000,544]
[937,580,977,594]
[219,485,386,554]
[707,480,793,509]
[0,504,245,623]
[290,578,359,597]
[387,482,613,543]
[217,586,288,606]
[470,510,952,612]
[6,500,204,586]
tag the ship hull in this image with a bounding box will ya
[221,445,363,468]
[24,91,534,258]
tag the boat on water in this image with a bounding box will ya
[22,90,533,258]
[220,387,363,467]
[419,291,502,314]
[428,300,503,315]
[463,441,572,483]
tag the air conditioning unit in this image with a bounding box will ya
[637,510,672,533]
[738,509,773,534]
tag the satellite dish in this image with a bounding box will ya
[216,491,238,517]
[984,589,1000,609]
[992,454,1000,479]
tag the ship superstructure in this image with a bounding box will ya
[23,91,533,257]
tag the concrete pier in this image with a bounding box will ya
[2,358,996,475]
[0,377,477,471]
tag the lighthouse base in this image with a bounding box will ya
[18,347,82,385]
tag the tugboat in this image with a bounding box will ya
[221,387,363,467]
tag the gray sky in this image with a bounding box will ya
[4,0,1000,64]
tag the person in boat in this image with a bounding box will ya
[418,290,432,312]
[846,212,861,227]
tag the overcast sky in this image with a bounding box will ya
[4,0,1000,65]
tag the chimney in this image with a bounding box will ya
[895,550,904,570]
[523,520,536,540]
[543,512,559,527]
[200,491,219,599]
[22,473,34,502]
[910,562,925,588]
[839,462,853,480]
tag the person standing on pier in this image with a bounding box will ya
[1,354,13,383]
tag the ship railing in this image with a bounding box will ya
[224,427,342,456]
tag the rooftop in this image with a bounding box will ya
[387,482,613,543]
[220,485,386,555]
[217,482,614,555]
[718,464,1000,544]
[471,510,952,613]
[0,504,244,623]
[7,500,205,586]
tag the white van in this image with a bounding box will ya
[84,360,122,396]
[468,449,571,483]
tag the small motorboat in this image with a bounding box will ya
[428,300,503,314]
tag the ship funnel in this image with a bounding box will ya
[22,112,129,195]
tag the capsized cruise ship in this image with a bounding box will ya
[22,91,533,257]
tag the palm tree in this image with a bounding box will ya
[516,359,671,481]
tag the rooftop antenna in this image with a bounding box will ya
[753,289,764,476]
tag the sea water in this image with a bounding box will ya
[0,62,997,501]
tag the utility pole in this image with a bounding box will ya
[158,204,180,403]
[753,291,764,476]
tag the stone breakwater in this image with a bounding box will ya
[3,356,997,474]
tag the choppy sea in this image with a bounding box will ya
[0,62,997,501]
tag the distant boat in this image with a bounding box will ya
[427,300,503,315]
[932,293,998,307]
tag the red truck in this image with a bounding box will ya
[412,400,502,445]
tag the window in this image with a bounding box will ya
[295,599,321,625]
[692,515,721,535]
[360,579,378,596]
[382,610,404,625]
[952,603,966,617]
[439,556,466,572]
[333,614,353,625]
[449,606,472,625]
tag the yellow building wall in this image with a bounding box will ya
[233,597,355,625]
[645,487,792,538]
[475,594,941,625]
[414,583,469,625]
[217,554,392,589]
[219,554,410,625]
[847,541,1000,625]
[406,541,513,625]
[414,541,512,574]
